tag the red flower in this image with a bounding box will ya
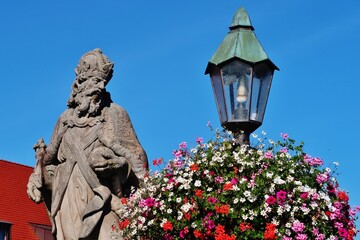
[338,190,349,202]
[195,189,203,198]
[121,197,127,205]
[215,204,230,214]
[163,221,173,231]
[223,183,233,191]
[264,223,277,240]
[184,213,191,220]
[152,157,163,166]
[190,164,199,171]
[193,230,203,239]
[215,224,226,236]
[325,211,331,217]
[118,219,130,230]
[239,222,252,232]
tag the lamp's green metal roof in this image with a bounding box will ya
[205,7,278,73]
[230,7,253,29]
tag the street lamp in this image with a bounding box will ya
[205,7,279,145]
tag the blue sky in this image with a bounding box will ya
[1,0,360,221]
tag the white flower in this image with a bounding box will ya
[274,176,286,184]
[266,172,273,178]
[194,180,201,187]
[260,210,267,216]
[244,191,251,197]
[286,175,294,182]
[177,211,183,220]
[180,203,192,213]
[160,218,168,227]
[183,182,191,190]
[310,201,318,209]
[301,206,310,215]
[294,180,302,186]
[176,198,182,203]
[233,198,239,204]
[166,209,173,214]
[248,196,257,202]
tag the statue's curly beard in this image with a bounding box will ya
[75,90,102,117]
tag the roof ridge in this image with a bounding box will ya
[0,159,34,169]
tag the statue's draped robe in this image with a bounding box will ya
[45,103,147,239]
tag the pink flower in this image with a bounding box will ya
[179,142,187,149]
[281,133,289,140]
[311,193,319,200]
[300,192,309,200]
[215,176,224,183]
[304,154,324,166]
[338,228,348,238]
[230,178,238,185]
[144,197,157,207]
[334,222,343,229]
[207,197,217,204]
[172,150,183,158]
[316,173,329,184]
[355,206,360,212]
[276,190,287,201]
[264,151,274,159]
[179,227,189,238]
[315,234,325,240]
[280,147,288,153]
[295,233,307,240]
[196,137,203,144]
[292,220,305,232]
[204,220,215,229]
[266,196,277,205]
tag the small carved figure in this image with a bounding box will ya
[27,49,148,239]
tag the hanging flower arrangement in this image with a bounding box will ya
[112,128,359,240]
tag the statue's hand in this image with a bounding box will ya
[27,173,43,203]
[89,147,127,177]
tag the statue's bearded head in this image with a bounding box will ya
[67,49,114,117]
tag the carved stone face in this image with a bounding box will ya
[68,49,114,117]
[74,78,105,117]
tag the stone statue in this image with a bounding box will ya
[27,48,148,239]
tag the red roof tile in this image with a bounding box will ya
[0,160,51,240]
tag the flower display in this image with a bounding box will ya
[112,130,358,239]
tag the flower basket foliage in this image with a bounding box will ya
[112,128,358,240]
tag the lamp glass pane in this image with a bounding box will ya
[210,67,227,123]
[250,63,273,122]
[221,61,252,122]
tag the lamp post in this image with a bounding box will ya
[205,7,279,146]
